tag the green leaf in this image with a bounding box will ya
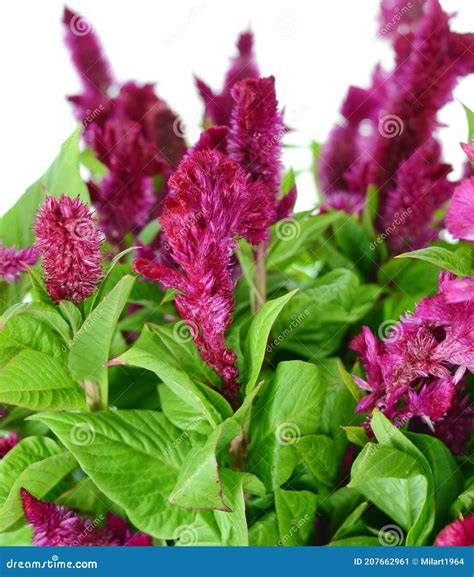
[58,301,83,335]
[0,130,89,248]
[0,436,76,531]
[115,326,226,432]
[0,525,33,546]
[292,434,340,490]
[0,350,86,411]
[247,360,325,490]
[328,536,381,546]
[332,502,369,541]
[275,488,318,546]
[396,246,471,277]
[461,102,474,142]
[243,290,297,393]
[267,213,340,270]
[79,147,107,178]
[30,410,195,539]
[337,360,363,402]
[350,444,427,535]
[249,512,280,546]
[1,302,72,344]
[407,433,463,526]
[169,418,240,511]
[26,266,54,306]
[68,275,135,407]
[343,426,369,447]
[362,185,378,239]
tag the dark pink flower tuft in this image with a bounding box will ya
[196,31,260,126]
[134,149,273,402]
[435,515,474,546]
[350,272,474,453]
[0,432,18,459]
[0,244,37,284]
[229,76,284,214]
[63,7,114,122]
[446,177,474,242]
[21,489,152,546]
[189,126,230,156]
[34,195,104,303]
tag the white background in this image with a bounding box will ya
[1,0,473,215]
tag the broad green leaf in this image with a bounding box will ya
[0,130,89,248]
[59,301,83,335]
[79,147,107,178]
[115,326,226,432]
[0,302,72,344]
[451,482,474,518]
[169,418,240,511]
[396,246,471,277]
[0,313,66,365]
[26,266,54,306]
[267,213,340,270]
[56,478,114,517]
[333,212,374,274]
[214,469,252,546]
[275,488,319,546]
[249,512,280,546]
[0,350,85,410]
[0,436,76,531]
[0,525,33,546]
[362,185,378,239]
[30,410,195,539]
[244,290,297,393]
[332,502,369,541]
[68,275,135,407]
[461,102,474,141]
[350,444,428,536]
[343,426,370,447]
[292,434,340,490]
[407,433,463,526]
[337,360,363,402]
[247,360,326,490]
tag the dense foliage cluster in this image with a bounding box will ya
[0,0,472,548]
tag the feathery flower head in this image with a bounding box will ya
[63,7,114,122]
[0,244,37,284]
[134,149,273,402]
[350,272,474,453]
[195,31,260,126]
[435,515,474,546]
[90,120,165,244]
[21,489,152,546]
[229,76,286,217]
[34,194,103,303]
[446,176,474,242]
[0,432,18,459]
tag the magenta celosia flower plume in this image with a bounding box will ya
[21,489,152,546]
[320,0,474,253]
[435,515,474,546]
[0,244,37,284]
[34,195,104,303]
[229,76,292,219]
[446,176,474,242]
[0,432,18,459]
[134,149,273,403]
[195,31,260,126]
[351,272,474,454]
[63,7,114,121]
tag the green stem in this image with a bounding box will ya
[254,242,267,313]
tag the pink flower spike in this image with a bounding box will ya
[446,177,474,242]
[21,489,152,546]
[0,244,37,284]
[34,194,104,303]
[0,432,19,459]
